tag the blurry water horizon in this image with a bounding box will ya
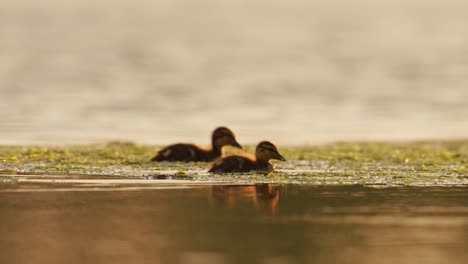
[1,0,468,145]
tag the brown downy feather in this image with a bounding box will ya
[208,141,286,173]
[151,126,242,162]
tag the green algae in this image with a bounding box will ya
[0,140,467,186]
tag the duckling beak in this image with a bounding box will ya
[274,152,286,161]
[231,140,243,149]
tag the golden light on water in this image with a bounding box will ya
[1,0,468,144]
[1,2,468,263]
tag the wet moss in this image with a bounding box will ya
[175,170,187,176]
[0,140,467,185]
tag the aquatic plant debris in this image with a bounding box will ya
[0,140,467,186]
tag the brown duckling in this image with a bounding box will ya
[208,141,286,173]
[151,126,242,162]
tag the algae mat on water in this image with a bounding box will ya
[0,141,467,186]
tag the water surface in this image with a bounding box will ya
[1,184,467,264]
[1,0,468,145]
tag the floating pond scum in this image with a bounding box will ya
[1,141,467,187]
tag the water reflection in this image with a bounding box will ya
[1,185,468,264]
[210,184,280,214]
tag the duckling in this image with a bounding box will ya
[151,127,242,162]
[208,141,286,173]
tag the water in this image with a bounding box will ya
[1,0,468,145]
[1,183,467,264]
[2,2,467,261]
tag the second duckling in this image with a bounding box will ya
[208,141,286,173]
[151,126,242,162]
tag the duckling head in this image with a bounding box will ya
[212,126,243,150]
[255,141,286,162]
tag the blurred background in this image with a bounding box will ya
[1,0,467,145]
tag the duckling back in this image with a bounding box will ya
[151,126,242,162]
[151,143,213,162]
[208,154,258,173]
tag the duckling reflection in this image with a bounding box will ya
[210,184,280,214]
[151,126,242,162]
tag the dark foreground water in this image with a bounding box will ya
[1,184,467,264]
